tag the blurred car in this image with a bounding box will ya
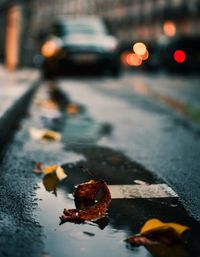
[40,16,121,77]
[158,35,200,74]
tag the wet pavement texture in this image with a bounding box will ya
[59,75,200,221]
[0,73,200,257]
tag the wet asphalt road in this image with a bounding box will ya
[0,72,200,257]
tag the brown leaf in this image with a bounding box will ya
[127,219,189,247]
[66,103,80,115]
[32,162,43,174]
[60,180,111,223]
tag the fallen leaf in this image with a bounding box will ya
[66,103,79,115]
[33,163,67,180]
[29,127,61,141]
[60,180,111,224]
[42,165,67,195]
[56,166,67,180]
[140,219,189,236]
[126,219,189,247]
[43,164,58,175]
[32,162,43,174]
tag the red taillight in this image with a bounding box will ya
[173,50,186,63]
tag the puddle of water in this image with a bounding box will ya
[34,144,200,257]
[36,182,151,257]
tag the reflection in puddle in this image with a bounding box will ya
[43,173,60,196]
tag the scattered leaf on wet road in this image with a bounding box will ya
[42,166,67,195]
[29,127,61,141]
[33,163,67,178]
[126,219,189,246]
[43,164,59,175]
[66,103,80,115]
[32,162,43,174]
[56,165,68,180]
[60,180,111,224]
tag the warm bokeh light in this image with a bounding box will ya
[173,50,186,63]
[126,53,142,66]
[5,6,21,70]
[121,52,131,66]
[133,42,147,56]
[140,50,149,61]
[41,41,58,57]
[163,21,176,37]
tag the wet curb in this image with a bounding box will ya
[0,76,41,158]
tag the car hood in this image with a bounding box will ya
[62,34,118,50]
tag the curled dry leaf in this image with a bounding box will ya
[66,103,80,115]
[32,162,43,174]
[60,180,111,224]
[29,127,61,141]
[126,219,189,247]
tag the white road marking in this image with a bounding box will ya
[108,184,178,199]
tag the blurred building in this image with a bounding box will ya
[93,0,200,43]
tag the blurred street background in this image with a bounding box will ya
[0,0,200,70]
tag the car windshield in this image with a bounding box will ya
[52,17,108,37]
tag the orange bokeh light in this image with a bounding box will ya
[140,50,149,61]
[133,42,147,56]
[126,53,142,66]
[41,41,58,57]
[163,21,176,37]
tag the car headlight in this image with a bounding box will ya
[102,37,118,51]
[41,38,62,58]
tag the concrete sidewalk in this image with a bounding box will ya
[0,66,40,156]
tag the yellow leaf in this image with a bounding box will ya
[29,127,45,140]
[56,166,67,180]
[43,165,58,174]
[140,219,189,235]
[29,127,61,141]
[42,129,61,141]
